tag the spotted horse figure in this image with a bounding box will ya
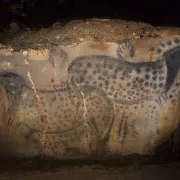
[68,39,180,154]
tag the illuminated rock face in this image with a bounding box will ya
[0,20,180,158]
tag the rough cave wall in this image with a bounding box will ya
[0,20,180,158]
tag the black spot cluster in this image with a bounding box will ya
[150,38,180,54]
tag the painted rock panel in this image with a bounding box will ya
[0,20,180,158]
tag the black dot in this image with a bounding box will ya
[158,65,163,69]
[161,43,166,47]
[157,48,162,54]
[103,71,108,76]
[105,80,109,85]
[120,77,124,80]
[123,71,128,76]
[114,94,117,98]
[150,47,155,51]
[159,77,164,81]
[153,83,157,89]
[79,76,84,83]
[159,70,163,74]
[96,64,101,69]
[103,61,107,68]
[136,77,141,81]
[99,83,103,87]
[110,86,115,91]
[87,62,92,67]
[145,82,149,87]
[167,41,172,46]
[93,81,97,84]
[176,83,180,86]
[157,129,160,134]
[108,64,113,69]
[145,68,151,72]
[93,70,97,74]
[152,65,157,70]
[136,69,141,73]
[140,78,144,82]
[115,69,119,73]
[113,75,117,79]
[127,82,131,87]
[145,74,150,80]
[174,38,180,44]
[83,69,87,74]
[152,76,157,81]
[107,75,111,80]
[153,71,157,75]
[169,95,173,98]
[108,92,112,96]
[88,75,92,80]
[159,83,164,88]
[78,62,82,67]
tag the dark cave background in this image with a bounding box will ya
[0,0,180,31]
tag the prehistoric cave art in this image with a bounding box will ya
[0,38,180,157]
[69,39,180,105]
[68,39,180,154]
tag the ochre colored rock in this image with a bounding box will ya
[0,19,180,158]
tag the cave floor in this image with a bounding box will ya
[0,155,180,180]
[1,162,180,180]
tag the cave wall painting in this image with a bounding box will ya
[0,38,180,157]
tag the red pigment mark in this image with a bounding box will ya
[88,128,93,136]
[139,82,144,87]
[41,116,44,122]
[117,88,122,95]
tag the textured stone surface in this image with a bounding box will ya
[0,19,180,158]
